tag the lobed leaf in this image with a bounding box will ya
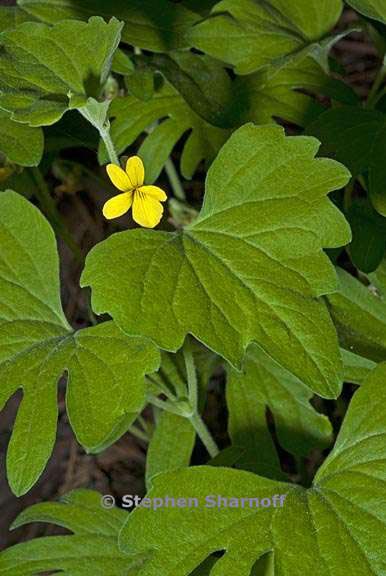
[227,344,333,479]
[306,106,386,217]
[188,0,343,75]
[346,0,386,23]
[119,361,386,575]
[0,110,43,166]
[0,490,141,575]
[17,0,200,52]
[327,266,386,363]
[0,16,122,126]
[99,81,229,181]
[83,124,351,397]
[0,191,160,495]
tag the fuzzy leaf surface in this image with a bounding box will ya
[17,0,199,51]
[0,16,122,126]
[0,111,43,166]
[119,362,386,575]
[188,0,343,74]
[83,124,351,397]
[0,490,143,575]
[0,191,159,495]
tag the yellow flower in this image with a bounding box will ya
[103,156,167,228]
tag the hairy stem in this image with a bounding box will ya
[100,127,120,166]
[189,412,219,459]
[165,157,185,201]
[183,338,198,411]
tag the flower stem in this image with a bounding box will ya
[165,157,185,201]
[100,127,120,166]
[183,338,219,458]
[366,59,386,108]
[189,412,219,458]
[129,424,149,443]
[183,338,198,411]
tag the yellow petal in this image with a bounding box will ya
[126,156,145,188]
[106,164,132,192]
[103,192,133,220]
[132,190,164,228]
[138,185,167,202]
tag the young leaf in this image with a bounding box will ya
[327,266,386,363]
[0,111,43,166]
[0,489,142,575]
[119,361,386,575]
[0,16,123,126]
[146,411,196,488]
[0,191,160,496]
[188,0,343,75]
[341,348,376,385]
[227,344,333,478]
[306,106,386,216]
[346,0,386,23]
[83,124,351,397]
[99,82,229,181]
[18,0,200,52]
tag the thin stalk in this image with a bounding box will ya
[366,60,386,108]
[343,180,354,212]
[183,338,198,411]
[189,412,219,458]
[147,394,184,416]
[129,424,149,443]
[31,167,82,263]
[183,338,219,458]
[165,157,185,201]
[146,374,177,401]
[100,127,120,165]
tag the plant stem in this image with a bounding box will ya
[31,167,82,263]
[366,59,386,108]
[100,127,120,165]
[183,338,219,458]
[183,338,198,411]
[189,412,219,458]
[129,424,149,443]
[343,180,354,212]
[165,157,185,201]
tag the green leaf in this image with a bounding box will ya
[346,0,386,23]
[341,348,376,385]
[83,124,351,397]
[0,191,159,495]
[227,344,333,478]
[146,411,196,487]
[0,110,43,166]
[119,361,386,575]
[0,489,142,575]
[18,0,200,52]
[138,51,357,130]
[327,267,386,363]
[228,57,357,129]
[0,16,123,127]
[99,81,229,181]
[0,5,33,32]
[306,106,386,216]
[346,198,386,273]
[188,0,343,75]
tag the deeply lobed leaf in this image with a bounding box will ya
[82,124,351,397]
[0,191,160,495]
